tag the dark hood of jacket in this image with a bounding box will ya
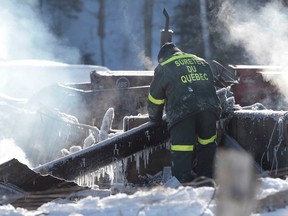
[157,42,182,62]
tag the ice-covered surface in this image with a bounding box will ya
[95,70,154,76]
[233,109,288,120]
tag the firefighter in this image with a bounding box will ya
[147,42,221,183]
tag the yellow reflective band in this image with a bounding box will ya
[198,134,217,145]
[171,145,194,151]
[148,93,165,105]
[160,53,198,66]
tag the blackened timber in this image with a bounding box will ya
[34,121,169,181]
[0,159,85,209]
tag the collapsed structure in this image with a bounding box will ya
[1,9,288,210]
[1,57,288,209]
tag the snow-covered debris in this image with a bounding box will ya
[38,105,79,124]
[83,132,96,149]
[32,186,216,216]
[60,148,70,157]
[60,107,119,156]
[258,177,288,199]
[69,145,82,153]
[256,177,288,213]
[99,107,115,142]
[60,145,83,156]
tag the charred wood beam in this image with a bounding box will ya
[34,121,169,181]
[226,110,288,176]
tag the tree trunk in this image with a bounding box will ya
[98,0,105,66]
[144,0,154,70]
[199,0,211,62]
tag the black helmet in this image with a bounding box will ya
[157,42,181,62]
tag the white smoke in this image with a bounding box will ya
[218,0,288,100]
[0,1,102,98]
[0,0,91,167]
[0,0,80,62]
[0,138,31,167]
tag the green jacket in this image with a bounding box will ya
[148,51,221,129]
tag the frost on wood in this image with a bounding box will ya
[60,107,117,157]
[83,131,96,149]
[99,107,115,142]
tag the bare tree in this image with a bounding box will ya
[39,0,83,37]
[144,0,154,70]
[200,0,212,62]
[98,0,105,66]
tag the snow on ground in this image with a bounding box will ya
[1,177,288,215]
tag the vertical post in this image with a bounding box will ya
[160,8,173,47]
[215,149,258,216]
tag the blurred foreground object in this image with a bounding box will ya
[215,149,258,216]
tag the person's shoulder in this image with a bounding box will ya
[154,64,165,75]
[185,53,211,67]
[186,53,207,63]
[158,51,183,67]
[155,63,162,70]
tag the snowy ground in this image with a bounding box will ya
[1,177,288,216]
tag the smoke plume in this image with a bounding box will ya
[0,139,31,167]
[0,0,80,62]
[217,0,288,101]
[0,0,99,98]
[0,0,85,166]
